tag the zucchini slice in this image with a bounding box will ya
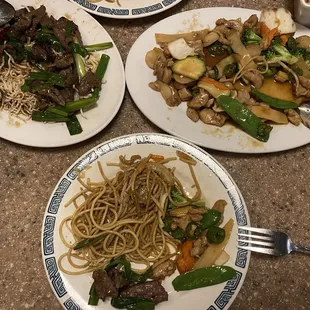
[172,57,206,80]
[173,73,195,84]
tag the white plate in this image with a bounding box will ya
[41,133,250,310]
[0,0,125,148]
[125,8,310,153]
[69,0,183,19]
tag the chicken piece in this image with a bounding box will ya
[284,109,302,126]
[186,107,199,122]
[244,14,258,29]
[152,260,176,280]
[199,109,227,126]
[295,84,310,98]
[207,98,215,108]
[188,207,208,215]
[213,25,231,45]
[236,89,251,104]
[216,18,243,33]
[178,88,192,101]
[189,214,203,222]
[299,76,310,89]
[172,215,190,231]
[191,235,209,257]
[187,89,209,109]
[159,43,172,57]
[154,58,172,84]
[244,71,264,89]
[188,40,204,58]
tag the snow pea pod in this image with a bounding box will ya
[251,88,298,109]
[172,266,236,291]
[217,95,273,142]
[200,210,221,230]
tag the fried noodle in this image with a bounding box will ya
[58,155,200,275]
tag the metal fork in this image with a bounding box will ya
[238,227,310,256]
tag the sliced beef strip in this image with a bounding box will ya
[78,71,101,96]
[25,6,47,39]
[31,43,55,63]
[59,68,79,87]
[59,88,75,103]
[37,87,66,106]
[53,17,83,52]
[54,54,74,69]
[120,281,168,304]
[93,270,118,301]
[108,269,129,289]
[11,12,33,38]
[40,15,56,28]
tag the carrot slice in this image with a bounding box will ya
[176,240,195,274]
[261,23,278,48]
[200,77,229,90]
[280,34,289,46]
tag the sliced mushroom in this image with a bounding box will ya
[186,107,199,122]
[244,14,258,29]
[203,32,220,47]
[178,88,193,101]
[155,81,181,107]
[199,108,227,126]
[212,101,224,112]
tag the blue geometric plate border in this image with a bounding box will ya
[69,0,183,19]
[41,133,250,310]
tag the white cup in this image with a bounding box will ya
[294,0,310,27]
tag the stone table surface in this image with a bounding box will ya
[1,0,310,309]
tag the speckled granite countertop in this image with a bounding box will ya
[1,0,310,309]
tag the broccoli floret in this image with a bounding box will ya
[241,28,262,46]
[286,36,297,52]
[270,37,283,46]
[264,43,298,65]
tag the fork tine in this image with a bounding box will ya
[239,226,274,235]
[238,233,274,241]
[238,245,278,255]
[238,239,274,247]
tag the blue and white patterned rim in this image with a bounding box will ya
[69,0,183,19]
[41,133,250,310]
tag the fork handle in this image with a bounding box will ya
[293,244,310,254]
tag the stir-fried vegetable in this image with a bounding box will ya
[264,42,298,65]
[172,266,236,291]
[176,240,195,274]
[251,88,298,109]
[207,226,226,244]
[84,42,113,52]
[194,218,234,269]
[88,283,100,306]
[217,95,273,142]
[241,28,262,46]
